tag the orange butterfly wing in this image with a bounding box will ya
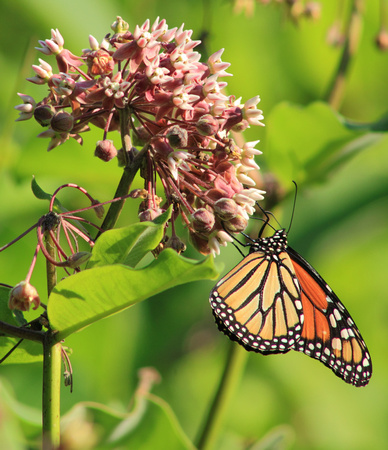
[210,230,304,354]
[210,229,372,387]
[287,247,372,387]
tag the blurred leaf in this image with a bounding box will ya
[109,393,195,449]
[0,286,17,325]
[250,424,295,450]
[341,111,388,132]
[0,287,42,365]
[48,249,219,341]
[266,102,383,186]
[61,369,194,449]
[88,208,172,269]
[0,378,41,448]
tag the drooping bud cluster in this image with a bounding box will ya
[15,17,266,255]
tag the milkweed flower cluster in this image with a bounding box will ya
[15,17,265,255]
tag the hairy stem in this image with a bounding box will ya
[97,145,148,235]
[42,337,62,449]
[325,0,364,110]
[42,232,61,449]
[45,231,57,294]
[196,343,248,449]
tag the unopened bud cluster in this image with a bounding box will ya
[15,17,266,255]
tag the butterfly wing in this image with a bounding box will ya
[210,247,304,354]
[287,246,372,387]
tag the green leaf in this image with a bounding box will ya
[31,177,62,212]
[0,287,42,365]
[266,101,383,186]
[88,208,172,269]
[48,249,219,341]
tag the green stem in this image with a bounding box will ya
[196,342,248,450]
[42,336,62,449]
[324,0,364,111]
[97,107,148,236]
[0,320,44,341]
[98,145,148,235]
[42,232,61,449]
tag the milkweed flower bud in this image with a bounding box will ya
[166,125,188,149]
[139,208,163,222]
[66,252,92,268]
[192,208,215,233]
[164,235,187,254]
[34,105,56,127]
[214,198,239,221]
[223,214,249,233]
[51,111,74,132]
[196,114,219,136]
[91,199,105,219]
[8,282,40,312]
[111,16,129,34]
[94,140,117,161]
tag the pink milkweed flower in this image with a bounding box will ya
[17,17,266,255]
[14,93,36,121]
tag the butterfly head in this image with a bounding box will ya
[249,228,288,255]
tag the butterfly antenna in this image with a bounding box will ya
[287,181,298,233]
[255,203,276,237]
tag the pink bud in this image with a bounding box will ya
[166,125,188,148]
[214,198,239,221]
[94,140,117,162]
[34,105,56,127]
[189,231,211,255]
[223,214,248,233]
[231,119,249,133]
[8,282,40,312]
[138,208,163,222]
[196,114,219,136]
[50,111,74,133]
[191,208,215,233]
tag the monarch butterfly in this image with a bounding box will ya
[210,223,372,387]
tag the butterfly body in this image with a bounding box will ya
[210,229,372,387]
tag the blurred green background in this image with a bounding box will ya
[1,0,388,448]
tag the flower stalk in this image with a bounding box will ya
[196,343,248,449]
[325,0,364,110]
[42,227,61,449]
